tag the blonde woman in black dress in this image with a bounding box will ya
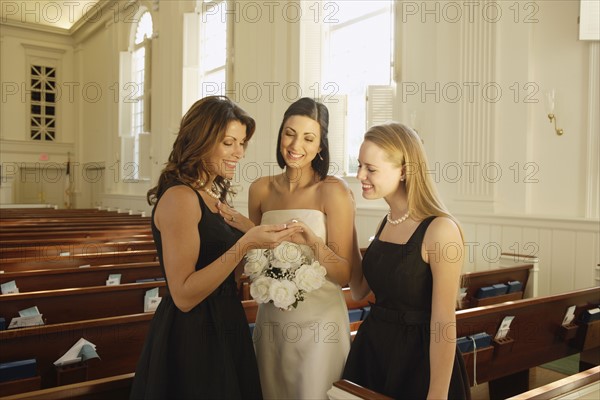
[343,123,470,399]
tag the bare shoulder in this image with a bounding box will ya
[249,176,272,195]
[155,185,201,224]
[321,176,355,216]
[321,175,353,199]
[424,216,462,244]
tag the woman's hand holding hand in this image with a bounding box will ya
[284,219,322,247]
[242,223,303,250]
[217,201,254,233]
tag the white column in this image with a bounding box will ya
[457,0,497,212]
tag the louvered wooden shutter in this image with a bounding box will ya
[366,85,394,129]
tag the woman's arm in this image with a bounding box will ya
[157,185,300,312]
[248,178,264,225]
[348,224,371,301]
[313,177,355,286]
[423,217,464,399]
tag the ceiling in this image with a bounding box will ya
[0,0,104,32]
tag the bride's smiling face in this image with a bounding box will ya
[279,115,321,170]
[357,140,402,199]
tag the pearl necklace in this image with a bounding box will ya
[203,187,221,200]
[386,210,410,225]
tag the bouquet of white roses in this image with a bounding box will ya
[244,241,327,311]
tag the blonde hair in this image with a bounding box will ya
[364,122,463,239]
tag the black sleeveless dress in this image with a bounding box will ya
[130,183,262,400]
[343,217,470,399]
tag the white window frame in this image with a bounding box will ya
[301,0,395,176]
[182,0,231,113]
[119,8,153,182]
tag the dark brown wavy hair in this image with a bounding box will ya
[147,96,255,205]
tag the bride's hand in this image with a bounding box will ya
[217,201,254,233]
[285,219,322,247]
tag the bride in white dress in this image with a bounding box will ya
[247,98,355,399]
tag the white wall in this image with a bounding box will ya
[1,0,598,295]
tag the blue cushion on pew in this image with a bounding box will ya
[475,286,495,298]
[471,332,492,348]
[456,332,492,353]
[0,359,36,383]
[0,317,5,331]
[135,278,156,283]
[507,281,523,293]
[456,336,472,353]
[492,283,509,295]
[348,309,362,323]
[580,307,600,323]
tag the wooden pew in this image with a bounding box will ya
[0,262,163,293]
[506,365,600,400]
[0,241,156,260]
[0,313,153,392]
[0,223,151,235]
[0,210,122,221]
[0,228,152,243]
[329,367,600,400]
[0,209,123,218]
[243,299,258,323]
[0,282,168,325]
[345,287,600,399]
[0,250,158,273]
[455,287,600,399]
[0,372,134,400]
[1,299,259,395]
[460,263,533,308]
[0,235,154,250]
[0,216,150,228]
[327,380,393,400]
[0,216,149,227]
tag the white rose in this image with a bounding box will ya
[270,258,294,271]
[250,276,273,304]
[294,262,327,293]
[272,241,304,266]
[246,249,267,263]
[300,244,315,260]
[269,279,298,310]
[244,252,269,278]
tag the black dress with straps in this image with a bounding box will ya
[342,216,470,399]
[130,183,262,400]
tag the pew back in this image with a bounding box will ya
[0,250,158,273]
[0,262,163,293]
[456,287,600,385]
[461,264,532,308]
[0,314,152,390]
[1,282,167,324]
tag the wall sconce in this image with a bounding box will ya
[546,89,564,136]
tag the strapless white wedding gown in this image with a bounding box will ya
[253,209,351,400]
